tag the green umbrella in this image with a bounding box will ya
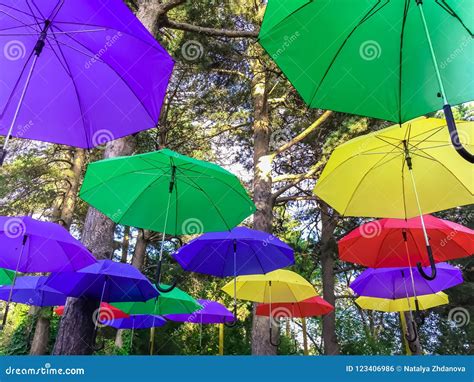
[0,269,15,286]
[111,285,202,316]
[80,149,255,291]
[259,0,474,162]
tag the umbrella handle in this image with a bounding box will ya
[416,245,437,281]
[444,101,474,164]
[408,340,418,354]
[224,304,238,328]
[405,321,418,343]
[155,259,178,293]
[269,326,281,347]
[91,327,105,352]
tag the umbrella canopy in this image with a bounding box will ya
[350,263,463,300]
[256,296,334,318]
[44,260,157,303]
[165,299,235,324]
[0,216,96,272]
[79,149,255,235]
[356,292,449,313]
[259,1,473,124]
[0,268,15,286]
[221,269,316,303]
[106,315,167,330]
[173,227,294,276]
[0,0,174,150]
[0,276,66,306]
[339,215,474,268]
[314,118,473,219]
[54,302,129,320]
[112,285,202,316]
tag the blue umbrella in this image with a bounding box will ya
[173,227,294,325]
[0,276,66,306]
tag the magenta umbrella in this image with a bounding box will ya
[0,0,174,164]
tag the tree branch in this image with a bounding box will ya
[162,18,259,38]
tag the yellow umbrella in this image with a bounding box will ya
[314,118,473,280]
[222,269,317,347]
[221,269,316,303]
[355,292,449,313]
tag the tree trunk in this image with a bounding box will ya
[120,226,131,263]
[30,148,86,355]
[249,48,277,356]
[320,203,340,355]
[53,138,136,355]
[131,229,149,270]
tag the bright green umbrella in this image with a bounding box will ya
[80,149,256,291]
[111,285,202,355]
[111,285,202,316]
[259,0,474,162]
[0,268,15,286]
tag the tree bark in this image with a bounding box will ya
[30,148,86,355]
[53,138,136,355]
[131,229,149,270]
[320,203,340,355]
[249,48,277,356]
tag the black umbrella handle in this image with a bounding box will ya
[444,104,474,163]
[416,245,437,281]
[405,321,418,343]
[155,259,178,293]
[269,326,281,347]
[224,304,238,328]
[91,327,105,352]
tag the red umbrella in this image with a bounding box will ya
[256,296,333,355]
[54,303,129,321]
[256,296,334,318]
[339,215,473,268]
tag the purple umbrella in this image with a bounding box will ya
[0,276,66,306]
[350,263,463,300]
[44,260,158,303]
[173,227,294,325]
[0,0,174,164]
[106,314,166,351]
[166,299,234,349]
[0,216,96,273]
[106,314,166,330]
[165,299,235,324]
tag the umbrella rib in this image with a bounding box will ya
[175,167,232,231]
[307,0,390,106]
[341,146,401,216]
[0,3,40,26]
[48,28,91,148]
[52,24,159,126]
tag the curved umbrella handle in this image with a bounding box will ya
[91,328,105,352]
[444,104,474,163]
[408,340,418,354]
[269,326,281,347]
[288,338,298,355]
[224,304,238,328]
[155,259,178,293]
[416,245,437,281]
[405,321,418,343]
